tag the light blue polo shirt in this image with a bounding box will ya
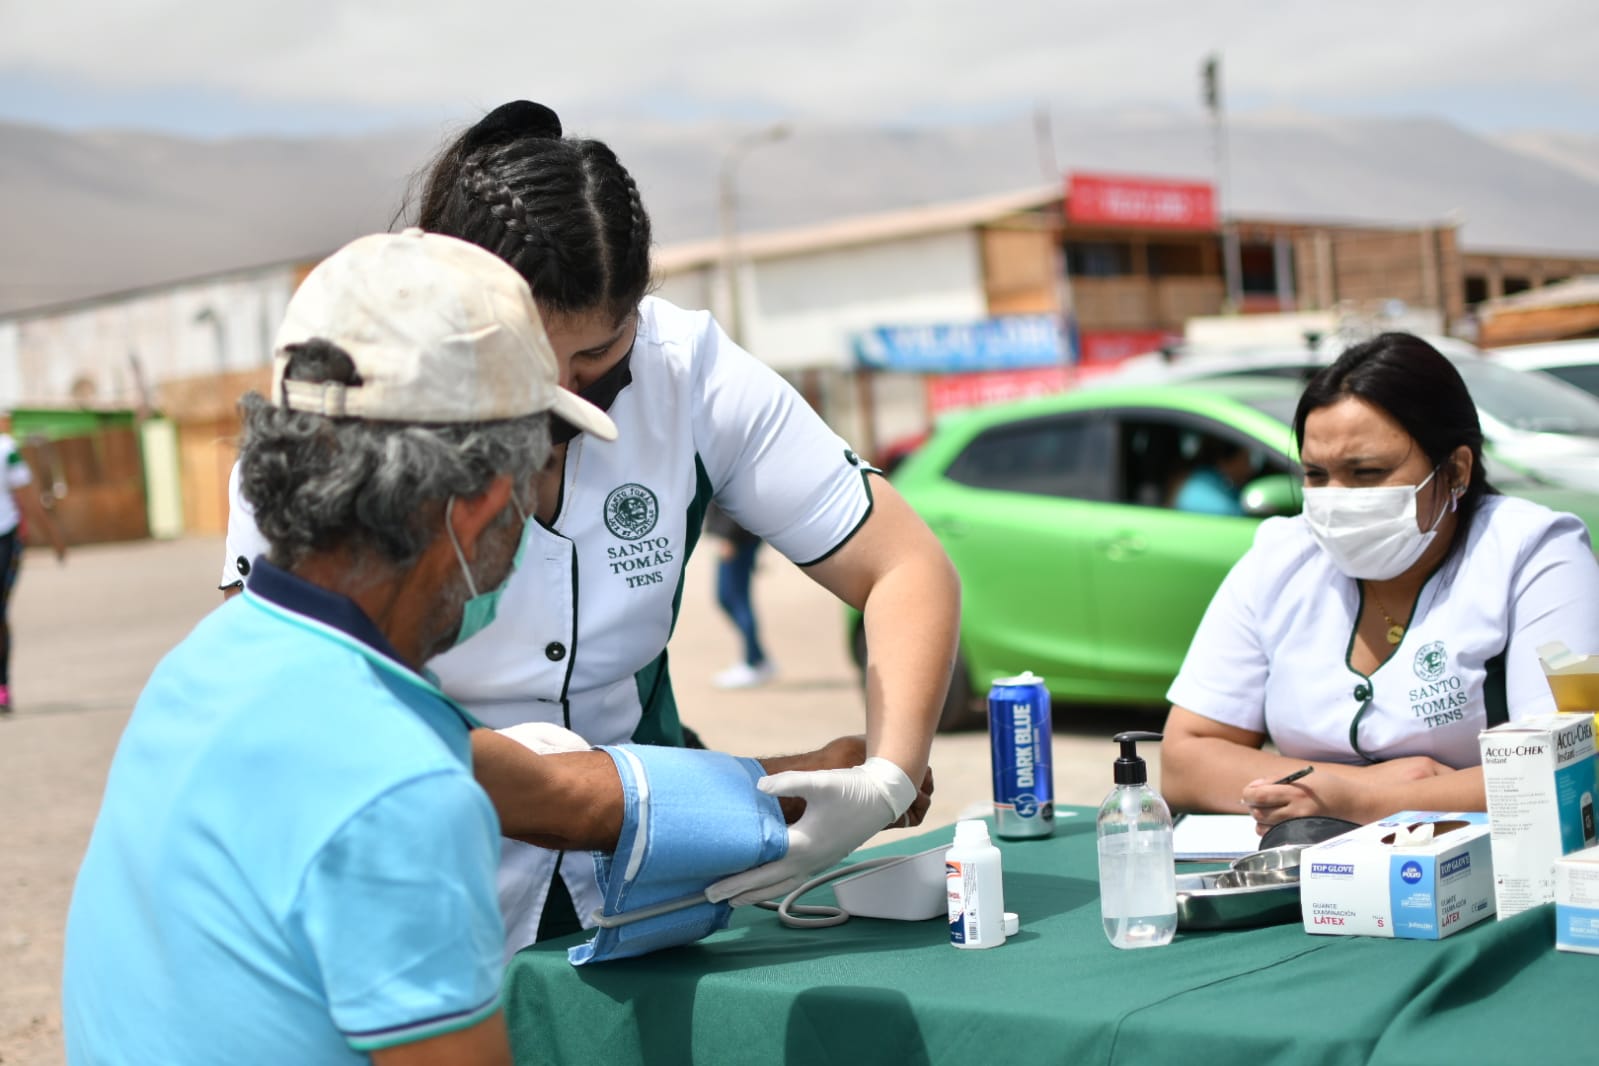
[63,560,505,1064]
[1173,466,1245,517]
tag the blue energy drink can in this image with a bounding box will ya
[988,671,1054,838]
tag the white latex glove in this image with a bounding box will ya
[497,721,592,755]
[704,757,918,907]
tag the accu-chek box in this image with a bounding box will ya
[1300,811,1495,940]
[1556,846,1599,954]
[1481,714,1598,919]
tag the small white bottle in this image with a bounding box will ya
[1097,731,1177,949]
[946,819,1006,949]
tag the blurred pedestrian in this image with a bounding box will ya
[705,502,775,688]
[0,411,67,714]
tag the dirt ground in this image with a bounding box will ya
[0,535,1163,1065]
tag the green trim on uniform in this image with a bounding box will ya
[1348,694,1376,764]
[1344,582,1374,762]
[798,458,879,568]
[4,450,21,466]
[535,853,583,942]
[672,455,716,631]
[556,539,580,713]
[629,651,682,747]
[627,457,714,748]
[1483,645,1509,729]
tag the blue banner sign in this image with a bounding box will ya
[852,315,1072,373]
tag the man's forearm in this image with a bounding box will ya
[757,735,867,775]
[470,730,623,850]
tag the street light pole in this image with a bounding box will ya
[194,307,228,376]
[1203,53,1243,313]
[718,123,791,349]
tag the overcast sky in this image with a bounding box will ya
[3,0,1597,139]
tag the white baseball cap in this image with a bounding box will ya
[271,228,618,440]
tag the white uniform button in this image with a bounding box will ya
[545,642,567,662]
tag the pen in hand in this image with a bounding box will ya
[1239,765,1318,808]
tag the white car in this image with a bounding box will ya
[1093,338,1599,494]
[1492,340,1599,399]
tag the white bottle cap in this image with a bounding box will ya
[953,819,992,846]
[1003,912,1019,937]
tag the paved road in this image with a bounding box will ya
[0,535,1167,1065]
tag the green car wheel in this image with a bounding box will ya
[850,619,984,733]
[937,652,983,733]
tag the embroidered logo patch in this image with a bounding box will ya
[1414,641,1448,683]
[604,484,659,540]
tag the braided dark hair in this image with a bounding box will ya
[408,101,653,326]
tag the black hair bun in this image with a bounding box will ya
[461,101,563,154]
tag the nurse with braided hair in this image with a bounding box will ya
[221,101,958,951]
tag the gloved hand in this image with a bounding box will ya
[497,721,591,755]
[704,757,918,907]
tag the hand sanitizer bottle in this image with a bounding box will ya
[1097,731,1177,949]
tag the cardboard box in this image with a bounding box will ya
[1301,811,1495,940]
[1555,846,1599,955]
[1480,714,1598,919]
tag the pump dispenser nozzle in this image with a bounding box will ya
[1111,730,1162,785]
[1098,731,1177,948]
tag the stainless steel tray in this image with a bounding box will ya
[1175,869,1302,930]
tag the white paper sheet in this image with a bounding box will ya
[1172,813,1261,860]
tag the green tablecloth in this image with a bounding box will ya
[503,808,1588,1065]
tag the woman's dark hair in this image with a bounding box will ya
[1293,332,1497,539]
[407,101,652,326]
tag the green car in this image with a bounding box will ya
[852,376,1599,731]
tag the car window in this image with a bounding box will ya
[1237,393,1302,429]
[1448,357,1599,436]
[944,414,1114,501]
[1116,413,1294,511]
[1197,356,1599,438]
[1543,364,1599,399]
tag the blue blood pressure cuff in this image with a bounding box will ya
[568,745,788,966]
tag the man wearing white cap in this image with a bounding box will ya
[61,229,624,1065]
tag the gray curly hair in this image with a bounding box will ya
[237,340,549,572]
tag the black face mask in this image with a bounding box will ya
[550,348,633,445]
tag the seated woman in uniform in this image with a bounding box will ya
[1162,332,1599,832]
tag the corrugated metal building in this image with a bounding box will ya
[6,177,1599,541]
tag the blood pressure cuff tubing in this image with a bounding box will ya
[568,744,789,965]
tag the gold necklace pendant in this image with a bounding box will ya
[1368,585,1408,646]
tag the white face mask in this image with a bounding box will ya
[1302,468,1450,580]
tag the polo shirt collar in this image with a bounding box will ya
[245,557,412,672]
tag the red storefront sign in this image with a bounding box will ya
[1078,330,1181,367]
[925,367,1073,416]
[1066,173,1216,230]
